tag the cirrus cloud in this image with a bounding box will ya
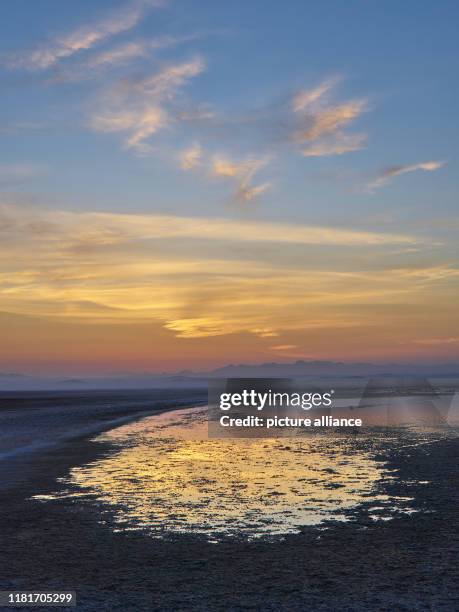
[179,142,202,170]
[289,78,368,158]
[4,0,162,71]
[301,132,367,157]
[211,155,271,202]
[89,57,205,153]
[367,160,446,192]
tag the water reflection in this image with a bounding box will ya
[41,407,424,540]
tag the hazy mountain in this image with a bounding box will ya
[1,360,459,391]
[207,360,459,378]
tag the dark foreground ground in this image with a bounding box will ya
[0,413,458,611]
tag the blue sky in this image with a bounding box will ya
[0,0,458,373]
[1,0,457,219]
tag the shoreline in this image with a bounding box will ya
[0,389,207,494]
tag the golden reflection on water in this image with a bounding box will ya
[52,407,410,540]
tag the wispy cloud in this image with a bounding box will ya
[291,78,338,113]
[387,265,459,282]
[290,78,368,157]
[89,57,205,152]
[140,57,204,99]
[48,34,194,82]
[301,132,367,157]
[179,143,202,170]
[176,145,271,202]
[0,203,433,339]
[86,35,179,70]
[293,100,367,141]
[414,337,459,345]
[270,344,298,351]
[90,40,151,68]
[211,155,270,202]
[237,182,270,202]
[91,106,166,152]
[367,160,446,191]
[171,77,368,200]
[0,203,419,249]
[4,0,160,71]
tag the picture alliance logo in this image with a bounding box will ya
[219,389,335,411]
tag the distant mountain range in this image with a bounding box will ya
[1,359,459,391]
[207,360,459,378]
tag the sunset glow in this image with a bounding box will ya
[0,1,457,374]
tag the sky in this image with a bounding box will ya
[0,0,458,375]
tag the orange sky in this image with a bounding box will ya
[1,205,458,374]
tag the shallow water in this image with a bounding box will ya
[34,407,454,541]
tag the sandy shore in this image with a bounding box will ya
[0,410,458,611]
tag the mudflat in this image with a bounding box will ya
[0,409,457,611]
